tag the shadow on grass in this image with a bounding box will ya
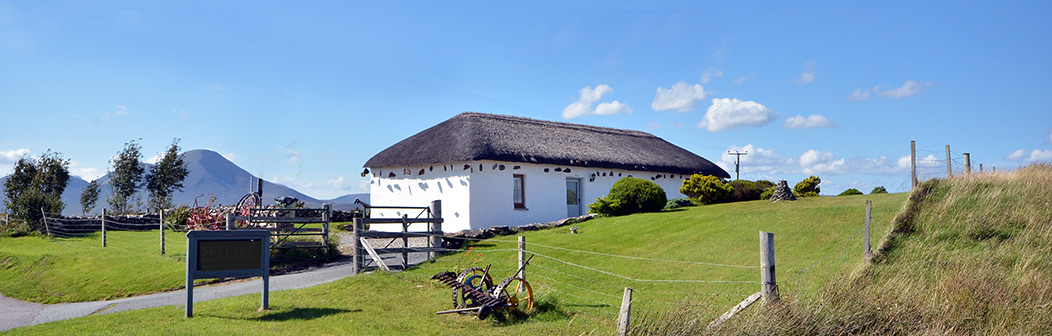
[256,308,361,322]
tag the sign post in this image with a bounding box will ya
[185,230,270,318]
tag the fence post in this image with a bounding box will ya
[102,209,107,247]
[40,207,50,237]
[401,214,409,269]
[518,236,526,280]
[616,287,633,336]
[945,145,952,178]
[910,141,918,188]
[160,209,166,256]
[760,231,778,303]
[980,163,984,174]
[323,203,331,260]
[429,200,442,260]
[864,200,873,261]
[352,217,363,274]
[225,212,235,231]
[964,153,971,175]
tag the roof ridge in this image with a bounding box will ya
[458,112,655,138]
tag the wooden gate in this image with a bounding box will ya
[351,200,443,273]
[228,204,331,258]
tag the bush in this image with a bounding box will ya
[588,177,667,216]
[679,174,734,205]
[664,198,694,210]
[870,186,888,194]
[759,186,777,200]
[727,180,775,202]
[164,205,192,230]
[794,176,821,197]
[838,188,863,196]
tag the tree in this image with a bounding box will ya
[838,188,863,196]
[794,176,821,197]
[80,179,101,215]
[145,139,189,212]
[870,186,888,194]
[679,174,734,205]
[108,140,144,215]
[2,151,70,232]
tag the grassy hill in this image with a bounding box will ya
[3,190,905,335]
[714,163,1052,335]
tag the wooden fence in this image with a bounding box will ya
[351,200,444,274]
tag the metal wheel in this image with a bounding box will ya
[494,277,534,312]
[236,193,261,228]
[451,267,493,309]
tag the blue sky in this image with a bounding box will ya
[2,1,1051,199]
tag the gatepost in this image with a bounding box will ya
[185,230,271,318]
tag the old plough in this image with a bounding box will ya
[431,255,535,320]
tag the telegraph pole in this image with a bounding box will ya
[729,151,747,180]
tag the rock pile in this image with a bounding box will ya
[770,180,797,202]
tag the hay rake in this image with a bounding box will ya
[431,255,535,320]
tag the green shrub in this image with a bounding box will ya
[870,186,888,194]
[838,188,863,196]
[664,198,694,210]
[794,176,821,197]
[679,174,734,205]
[164,205,191,230]
[588,177,667,216]
[727,180,774,202]
[759,186,777,200]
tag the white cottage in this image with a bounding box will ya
[364,112,729,232]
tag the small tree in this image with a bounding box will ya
[679,174,734,205]
[870,186,888,194]
[80,179,101,215]
[794,176,821,197]
[145,139,189,212]
[2,150,70,232]
[838,188,863,196]
[108,140,145,215]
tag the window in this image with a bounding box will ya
[513,174,526,209]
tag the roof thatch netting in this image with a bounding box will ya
[364,112,730,177]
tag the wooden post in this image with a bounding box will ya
[518,236,526,280]
[322,203,331,260]
[160,209,166,255]
[864,200,873,261]
[980,163,984,174]
[225,212,235,231]
[102,208,107,247]
[759,231,778,303]
[616,287,633,336]
[352,217,363,274]
[910,141,918,188]
[40,207,50,237]
[401,214,409,270]
[964,153,971,175]
[360,237,391,272]
[429,200,442,260]
[945,145,952,178]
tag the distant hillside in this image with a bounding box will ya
[1,149,368,215]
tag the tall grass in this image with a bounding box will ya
[709,163,1052,335]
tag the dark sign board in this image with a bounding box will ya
[197,239,263,272]
[186,230,270,318]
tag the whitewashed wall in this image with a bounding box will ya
[370,160,694,232]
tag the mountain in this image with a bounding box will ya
[1,149,368,215]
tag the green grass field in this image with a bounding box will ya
[1,193,906,335]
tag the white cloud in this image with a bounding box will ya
[795,61,815,84]
[1027,149,1052,162]
[221,152,237,163]
[106,105,131,118]
[696,98,777,132]
[562,84,632,119]
[144,153,162,164]
[897,154,941,168]
[0,148,30,163]
[849,80,934,101]
[783,115,836,129]
[326,176,355,190]
[718,144,794,177]
[69,161,105,181]
[651,81,708,112]
[799,150,847,175]
[1006,149,1026,160]
[284,149,300,166]
[700,67,722,84]
[733,73,756,85]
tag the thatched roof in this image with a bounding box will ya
[364,112,730,177]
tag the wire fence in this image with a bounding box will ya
[39,211,184,257]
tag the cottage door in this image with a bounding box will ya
[566,179,581,217]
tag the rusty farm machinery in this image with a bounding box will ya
[431,255,535,320]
